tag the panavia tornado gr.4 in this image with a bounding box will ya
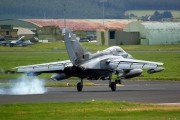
[14,28,164,91]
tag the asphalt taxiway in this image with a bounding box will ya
[0,80,180,105]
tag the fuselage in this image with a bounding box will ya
[80,46,133,69]
[64,46,134,78]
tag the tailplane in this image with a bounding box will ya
[62,28,91,65]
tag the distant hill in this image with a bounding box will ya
[0,0,179,19]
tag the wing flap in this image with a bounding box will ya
[14,60,72,73]
[111,57,163,69]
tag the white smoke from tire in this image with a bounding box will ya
[0,75,47,95]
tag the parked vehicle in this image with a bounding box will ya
[79,39,90,42]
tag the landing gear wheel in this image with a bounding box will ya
[110,82,116,91]
[77,82,83,92]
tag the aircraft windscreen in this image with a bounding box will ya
[107,46,124,54]
[116,47,123,52]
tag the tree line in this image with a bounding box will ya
[0,0,179,19]
[141,11,173,21]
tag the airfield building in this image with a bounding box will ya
[0,19,134,42]
[124,21,180,45]
[0,25,18,40]
[0,19,179,45]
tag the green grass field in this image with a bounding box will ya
[125,10,180,18]
[0,42,180,52]
[0,101,179,120]
[0,43,180,80]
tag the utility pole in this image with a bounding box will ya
[100,0,107,27]
[63,2,66,28]
[43,12,45,19]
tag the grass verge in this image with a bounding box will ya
[0,101,179,120]
[0,43,180,52]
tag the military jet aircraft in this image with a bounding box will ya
[8,36,26,47]
[1,36,33,47]
[13,28,164,91]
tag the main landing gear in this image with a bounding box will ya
[109,73,122,91]
[109,79,122,91]
[109,81,116,91]
[76,76,121,92]
[108,73,116,91]
[77,78,83,92]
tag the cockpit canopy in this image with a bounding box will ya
[105,46,124,54]
[92,46,133,59]
[102,46,133,59]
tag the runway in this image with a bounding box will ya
[0,80,180,105]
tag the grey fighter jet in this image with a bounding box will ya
[14,28,164,91]
[1,36,32,47]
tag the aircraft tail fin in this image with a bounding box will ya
[18,36,25,41]
[62,28,91,65]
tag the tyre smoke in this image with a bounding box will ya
[0,75,47,95]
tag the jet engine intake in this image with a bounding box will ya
[147,67,164,74]
[119,69,142,79]
[51,73,70,81]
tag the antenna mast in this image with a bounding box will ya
[100,0,107,27]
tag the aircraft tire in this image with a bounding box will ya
[110,82,116,91]
[77,82,83,92]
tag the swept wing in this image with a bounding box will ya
[110,57,163,70]
[14,60,72,73]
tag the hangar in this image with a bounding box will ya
[0,19,134,42]
[0,19,61,40]
[96,28,139,46]
[0,19,179,45]
[124,21,180,45]
[23,19,134,41]
[97,21,180,46]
